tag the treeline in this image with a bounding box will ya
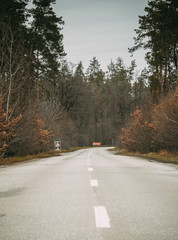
[0,0,177,158]
[0,0,65,157]
[122,0,178,153]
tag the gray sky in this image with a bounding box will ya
[55,0,149,71]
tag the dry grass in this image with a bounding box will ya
[0,146,91,165]
[0,151,61,165]
[1,146,177,166]
[143,151,178,164]
[112,148,178,164]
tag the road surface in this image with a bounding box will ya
[0,147,178,240]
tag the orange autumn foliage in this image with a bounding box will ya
[10,108,54,156]
[32,115,53,152]
[120,93,178,153]
[120,108,153,153]
[152,93,178,152]
[0,97,22,157]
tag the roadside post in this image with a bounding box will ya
[54,139,62,152]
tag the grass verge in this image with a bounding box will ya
[0,146,91,166]
[0,151,61,165]
[111,148,178,164]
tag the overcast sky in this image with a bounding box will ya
[54,0,149,71]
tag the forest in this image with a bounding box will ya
[0,0,177,158]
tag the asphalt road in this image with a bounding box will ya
[0,147,178,240]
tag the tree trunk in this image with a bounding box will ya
[175,56,178,98]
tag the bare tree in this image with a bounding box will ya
[0,23,27,118]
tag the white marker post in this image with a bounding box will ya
[54,139,62,152]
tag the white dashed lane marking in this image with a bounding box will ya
[94,206,111,228]
[88,167,94,172]
[90,179,98,187]
[86,152,111,229]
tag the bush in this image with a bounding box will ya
[120,93,178,154]
[0,96,21,158]
[152,93,178,152]
[7,108,53,156]
[120,108,153,153]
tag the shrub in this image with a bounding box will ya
[120,92,178,154]
[120,108,153,153]
[152,93,178,152]
[0,96,21,157]
[7,108,53,156]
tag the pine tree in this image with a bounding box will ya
[0,0,28,27]
[28,0,65,102]
[0,0,29,114]
[129,0,178,97]
[86,57,104,84]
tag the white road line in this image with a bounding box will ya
[94,206,111,228]
[88,167,93,172]
[86,162,91,166]
[90,179,98,187]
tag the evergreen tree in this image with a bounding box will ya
[0,0,29,114]
[74,61,85,83]
[129,0,178,97]
[107,58,132,130]
[28,0,65,102]
[0,0,28,27]
[132,68,150,108]
[86,57,104,84]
